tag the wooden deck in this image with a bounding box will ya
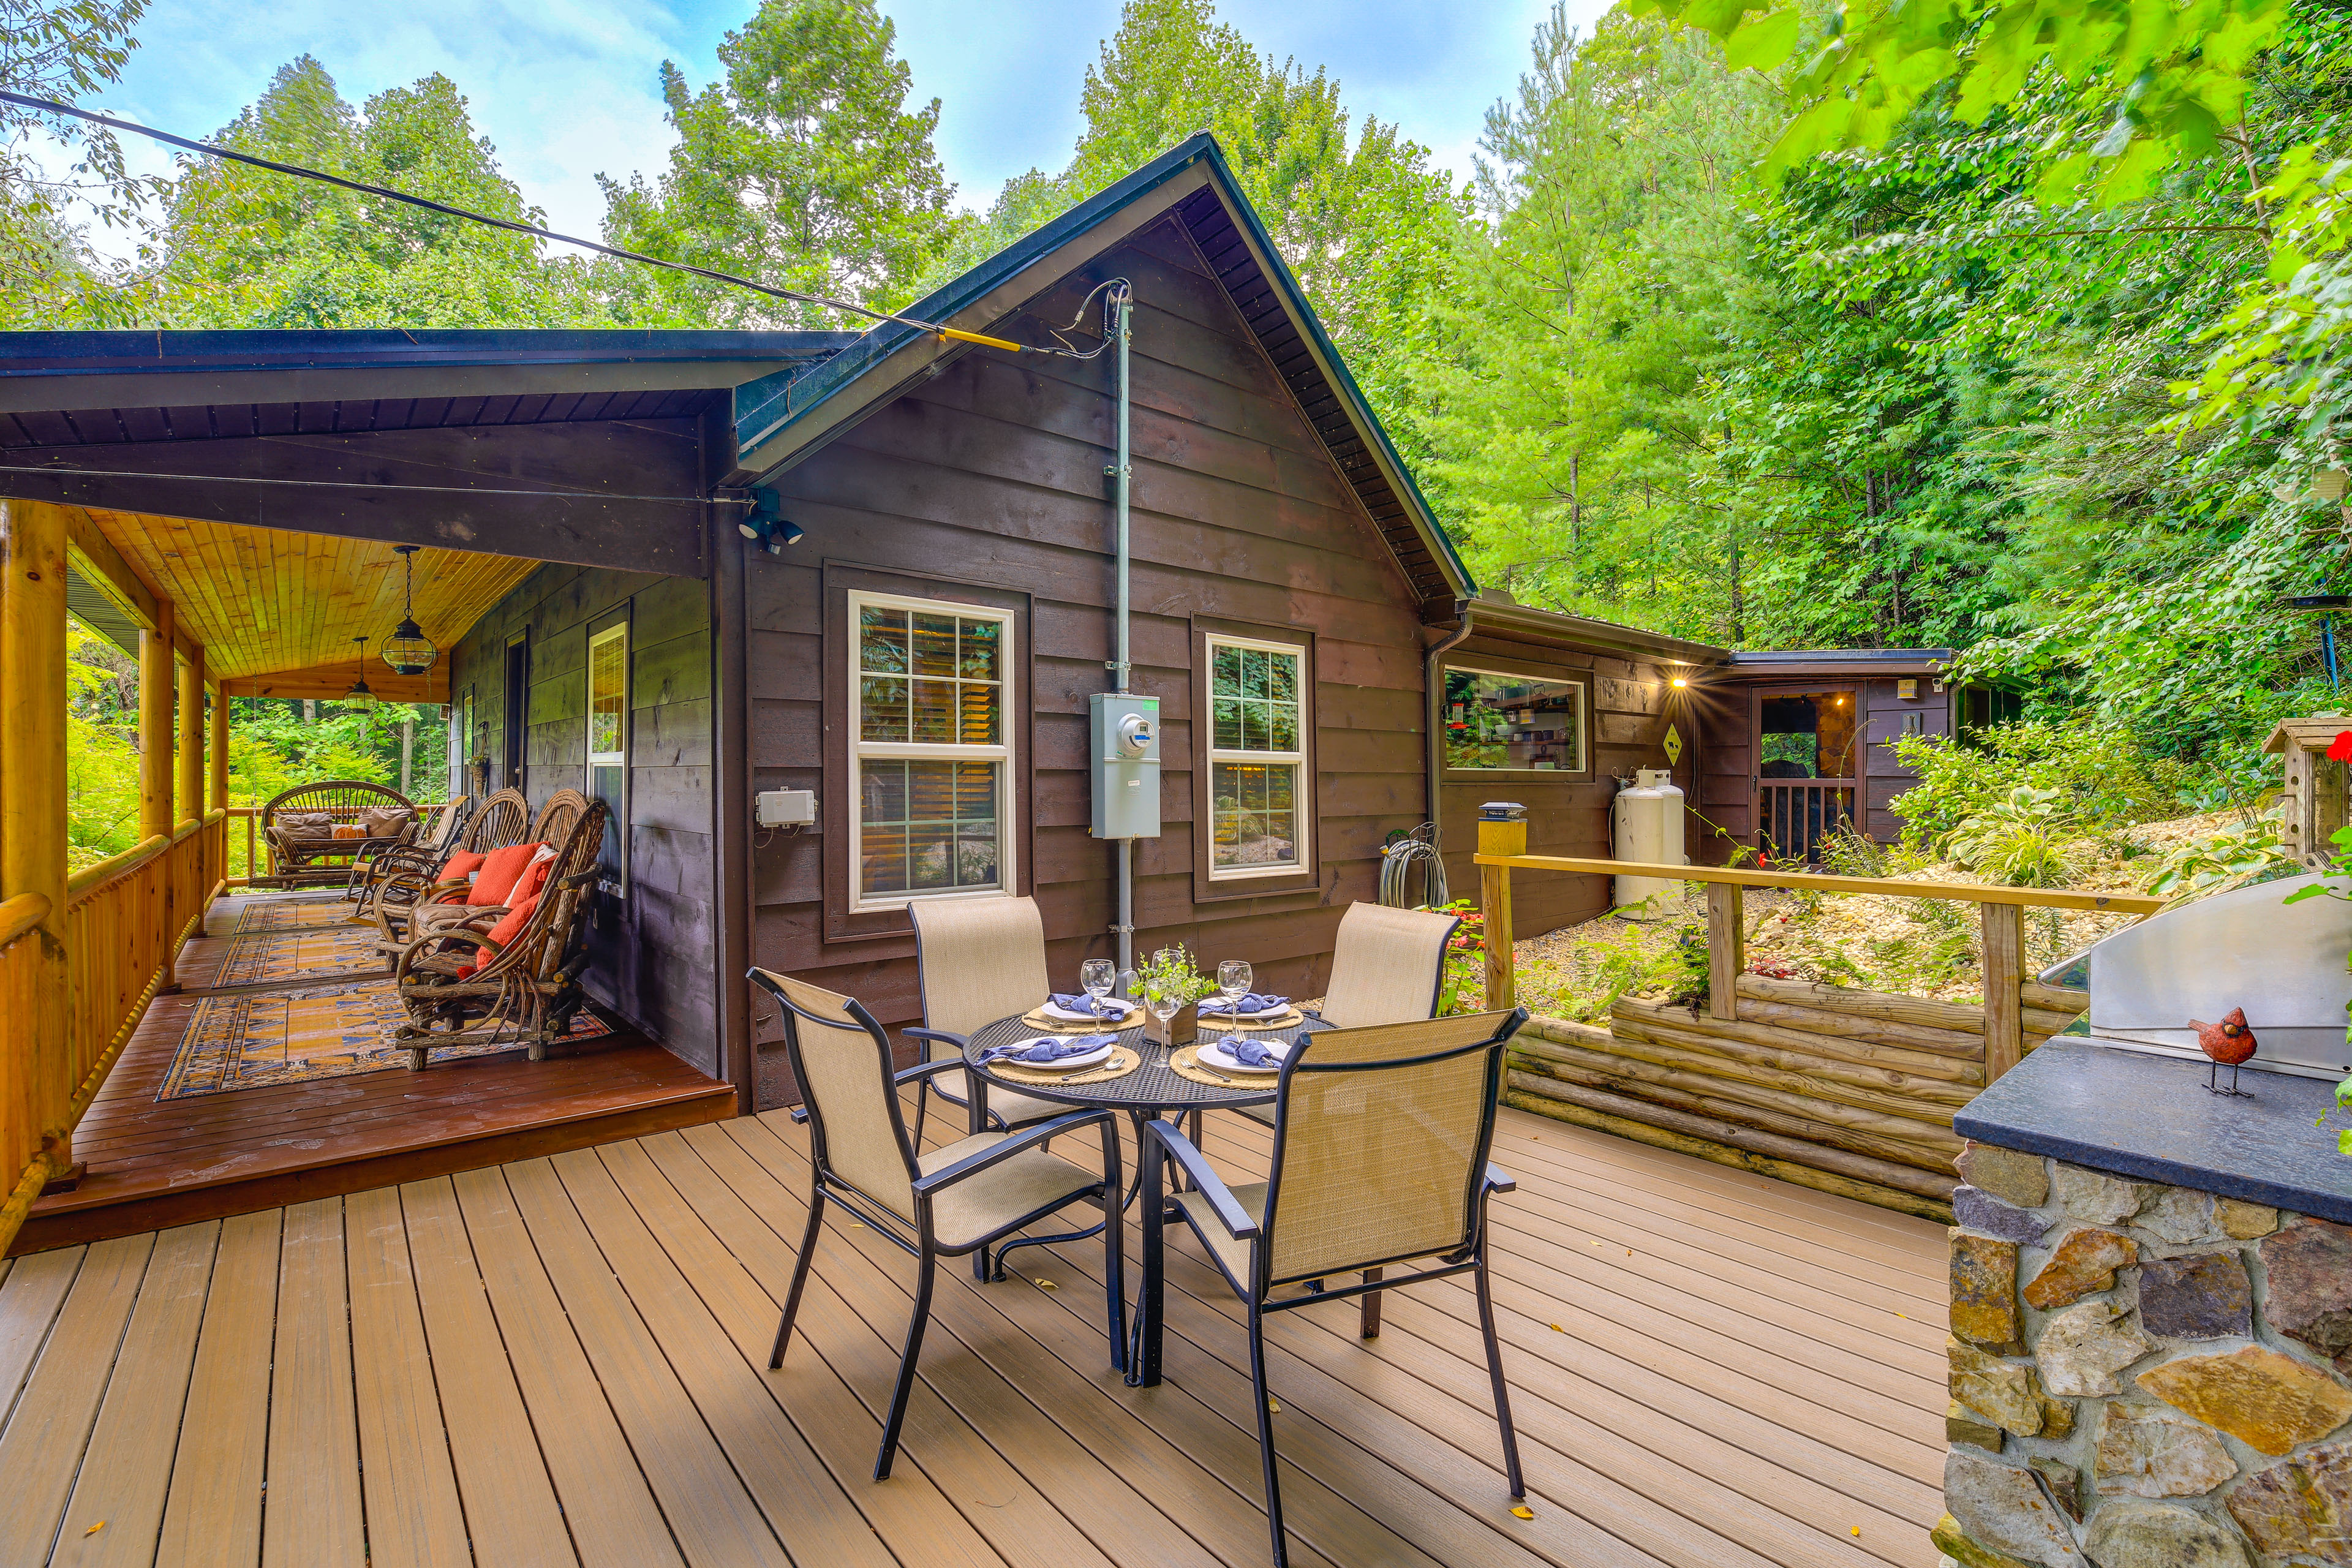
[0,1091,1951,1567]
[15,892,733,1254]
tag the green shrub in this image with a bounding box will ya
[1942,785,2076,886]
[1890,720,2205,845]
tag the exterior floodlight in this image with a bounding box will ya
[737,488,802,554]
[381,545,438,677]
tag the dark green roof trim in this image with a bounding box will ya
[733,132,1476,601]
[0,328,856,382]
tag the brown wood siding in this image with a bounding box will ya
[744,217,1430,1107]
[451,564,719,1076]
[1690,680,1755,866]
[1861,675,1948,842]
[1692,672,1952,861]
[1436,635,1685,939]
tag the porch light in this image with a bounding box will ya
[343,636,379,710]
[382,545,438,676]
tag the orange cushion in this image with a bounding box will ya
[467,842,545,908]
[507,855,555,911]
[331,824,364,840]
[442,850,487,880]
[459,894,540,977]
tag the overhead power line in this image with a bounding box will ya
[0,88,1053,356]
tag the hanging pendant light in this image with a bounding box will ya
[343,635,379,710]
[382,545,438,677]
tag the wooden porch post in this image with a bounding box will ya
[1477,811,1525,1010]
[1,499,71,1186]
[1981,901,2024,1084]
[139,599,175,842]
[209,683,230,812]
[178,643,204,829]
[1706,883,1744,1021]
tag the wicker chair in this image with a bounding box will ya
[1228,902,1461,1129]
[748,967,1124,1482]
[348,794,474,912]
[903,896,1079,1145]
[390,795,609,1068]
[258,780,417,889]
[1147,1008,1531,1567]
[370,788,528,952]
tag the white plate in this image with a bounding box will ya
[1198,1002,1290,1023]
[988,1037,1117,1071]
[1040,998,1139,1024]
[1198,1038,1292,1074]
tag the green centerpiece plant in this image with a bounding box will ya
[1134,944,1216,1046]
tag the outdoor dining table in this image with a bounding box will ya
[962,1008,1332,1388]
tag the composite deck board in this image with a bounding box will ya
[0,1100,1947,1567]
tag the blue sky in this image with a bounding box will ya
[72,0,1611,253]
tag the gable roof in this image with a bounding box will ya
[728,132,1476,612]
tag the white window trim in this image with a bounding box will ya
[1205,630,1311,881]
[847,589,1016,913]
[1442,663,1591,775]
[587,623,628,770]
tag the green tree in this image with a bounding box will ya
[597,0,959,326]
[153,57,604,328]
[0,0,153,326]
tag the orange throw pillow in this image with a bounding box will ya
[506,855,555,911]
[331,824,364,840]
[442,850,487,880]
[459,894,540,977]
[467,842,545,908]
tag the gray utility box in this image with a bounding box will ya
[1089,692,1161,840]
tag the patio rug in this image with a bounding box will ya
[156,978,612,1100]
[230,898,360,935]
[205,923,388,989]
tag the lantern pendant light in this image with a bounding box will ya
[343,635,379,710]
[382,544,438,677]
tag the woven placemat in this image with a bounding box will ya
[1192,1005,1304,1031]
[984,1044,1142,1087]
[1169,1044,1284,1088]
[1017,1004,1143,1032]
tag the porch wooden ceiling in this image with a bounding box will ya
[77,506,538,693]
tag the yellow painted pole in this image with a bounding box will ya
[1,499,72,1188]
[178,644,203,830]
[138,598,175,842]
[208,682,229,813]
[1476,810,1526,1009]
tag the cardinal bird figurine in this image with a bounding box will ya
[2190,1008,2258,1097]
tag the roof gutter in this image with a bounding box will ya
[1424,601,1477,853]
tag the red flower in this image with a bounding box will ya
[2331,731,2352,763]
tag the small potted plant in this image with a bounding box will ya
[1134,944,1216,1046]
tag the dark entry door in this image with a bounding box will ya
[502,635,530,791]
[1752,685,1860,862]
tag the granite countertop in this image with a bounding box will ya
[1954,1038,2352,1224]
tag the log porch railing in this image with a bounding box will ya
[1473,816,2166,1220]
[2,499,230,1253]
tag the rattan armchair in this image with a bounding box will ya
[1231,902,1461,1129]
[371,787,529,952]
[349,794,474,913]
[1147,1007,1531,1567]
[390,796,608,1068]
[750,967,1125,1481]
[904,895,1077,1144]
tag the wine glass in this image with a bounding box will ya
[1216,959,1252,1021]
[1079,958,1116,1021]
[1147,987,1180,1036]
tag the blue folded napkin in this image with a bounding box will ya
[983,1033,1116,1065]
[1208,992,1289,1016]
[1212,1035,1288,1068]
[1049,992,1134,1017]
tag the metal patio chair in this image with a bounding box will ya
[905,895,1078,1145]
[1231,901,1461,1129]
[1147,1006,1531,1568]
[749,967,1125,1480]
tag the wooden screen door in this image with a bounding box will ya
[1752,685,1860,862]
[502,634,530,791]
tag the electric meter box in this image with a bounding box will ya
[1089,692,1161,839]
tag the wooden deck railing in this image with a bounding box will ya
[1473,817,2165,1220]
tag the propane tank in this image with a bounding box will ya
[1612,767,1686,918]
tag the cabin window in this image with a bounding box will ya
[1207,633,1310,878]
[586,620,628,894]
[848,591,1012,909]
[1442,666,1588,773]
